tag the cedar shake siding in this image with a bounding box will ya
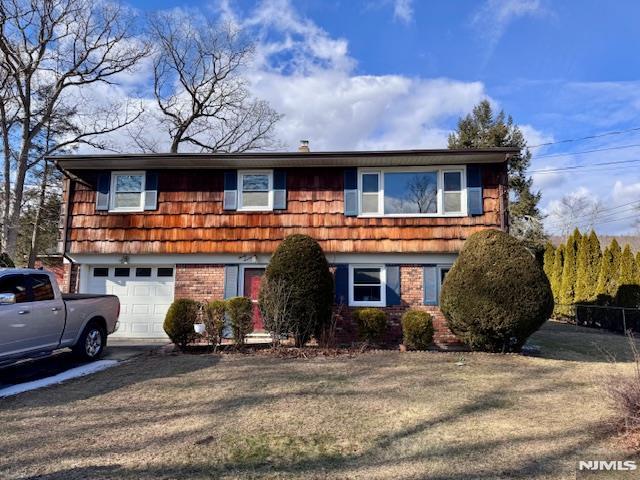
[64,164,507,255]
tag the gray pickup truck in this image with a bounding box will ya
[0,269,120,365]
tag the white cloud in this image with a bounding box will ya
[240,0,487,150]
[520,124,553,150]
[471,0,550,55]
[531,167,567,191]
[393,0,414,24]
[613,180,640,203]
[75,0,490,154]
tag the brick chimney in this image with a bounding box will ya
[298,140,310,153]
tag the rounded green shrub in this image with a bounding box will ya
[401,309,434,350]
[440,229,554,352]
[226,296,253,345]
[353,308,387,343]
[164,298,200,350]
[204,300,227,346]
[259,234,333,347]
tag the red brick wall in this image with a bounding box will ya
[61,263,80,294]
[174,264,225,303]
[171,262,461,348]
[334,265,461,348]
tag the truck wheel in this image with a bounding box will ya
[73,322,107,361]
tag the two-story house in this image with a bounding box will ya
[54,145,517,346]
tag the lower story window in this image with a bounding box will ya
[349,265,386,307]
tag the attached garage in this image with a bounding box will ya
[86,265,175,338]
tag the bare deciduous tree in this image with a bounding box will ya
[148,10,281,153]
[0,0,150,259]
[259,277,294,348]
[548,191,604,238]
[407,176,437,213]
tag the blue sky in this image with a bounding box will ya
[115,0,640,234]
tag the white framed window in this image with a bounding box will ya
[443,171,463,214]
[110,171,145,212]
[349,264,386,307]
[357,166,467,217]
[238,170,273,211]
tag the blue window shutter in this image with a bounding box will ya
[222,265,239,338]
[423,265,438,305]
[386,265,401,306]
[467,165,483,216]
[273,169,287,210]
[96,172,110,211]
[144,171,158,210]
[334,264,349,304]
[223,170,238,210]
[224,265,239,299]
[344,168,358,216]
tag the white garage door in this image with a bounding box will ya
[86,265,175,338]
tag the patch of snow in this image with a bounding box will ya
[0,360,119,398]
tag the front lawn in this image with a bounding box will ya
[0,321,638,479]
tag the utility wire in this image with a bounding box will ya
[532,143,640,159]
[545,205,640,229]
[529,126,640,149]
[544,200,640,228]
[547,212,639,232]
[583,213,639,228]
[528,158,640,174]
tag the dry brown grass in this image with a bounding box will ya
[0,321,639,480]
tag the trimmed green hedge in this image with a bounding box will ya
[164,299,200,349]
[226,296,253,346]
[401,310,434,350]
[353,308,387,343]
[440,230,554,352]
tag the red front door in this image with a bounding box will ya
[243,268,265,332]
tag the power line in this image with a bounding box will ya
[546,212,639,232]
[532,143,640,160]
[585,213,639,228]
[545,204,640,229]
[528,158,640,174]
[529,126,640,149]
[544,200,640,228]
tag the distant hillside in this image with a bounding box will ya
[549,235,640,252]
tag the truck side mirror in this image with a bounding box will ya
[0,293,16,304]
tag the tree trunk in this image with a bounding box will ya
[5,143,31,260]
[27,161,50,268]
[1,101,12,254]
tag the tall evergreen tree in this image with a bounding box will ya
[543,242,555,280]
[596,239,622,299]
[636,251,640,283]
[551,243,565,306]
[619,244,638,286]
[575,234,590,303]
[615,244,640,307]
[575,230,601,302]
[558,229,582,314]
[448,100,545,250]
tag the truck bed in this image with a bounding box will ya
[61,294,119,301]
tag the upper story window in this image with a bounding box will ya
[110,171,145,212]
[358,167,466,217]
[238,170,273,211]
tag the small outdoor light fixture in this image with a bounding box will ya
[120,255,129,265]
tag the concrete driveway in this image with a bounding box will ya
[0,338,168,389]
